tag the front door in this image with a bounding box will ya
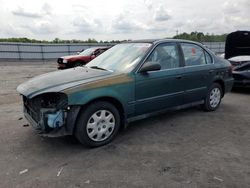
[135,42,185,115]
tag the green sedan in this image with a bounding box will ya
[17,39,234,147]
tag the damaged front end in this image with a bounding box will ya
[22,92,80,137]
[232,62,250,87]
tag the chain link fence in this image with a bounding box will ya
[0,42,225,61]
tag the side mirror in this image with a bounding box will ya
[139,62,161,73]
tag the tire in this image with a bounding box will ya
[203,83,222,111]
[75,101,121,147]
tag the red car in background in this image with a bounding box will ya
[57,47,110,69]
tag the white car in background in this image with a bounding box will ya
[223,31,250,87]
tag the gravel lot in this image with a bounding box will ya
[0,62,249,188]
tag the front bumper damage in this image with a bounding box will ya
[233,79,250,87]
[22,93,80,137]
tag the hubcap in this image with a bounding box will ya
[86,110,115,142]
[209,88,221,108]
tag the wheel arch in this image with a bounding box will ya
[73,96,126,134]
[213,79,225,97]
[84,96,125,115]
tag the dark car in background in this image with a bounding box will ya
[17,39,233,147]
[225,31,250,87]
[57,47,110,69]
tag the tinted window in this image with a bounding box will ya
[181,43,206,66]
[99,49,105,53]
[94,50,101,56]
[145,43,180,70]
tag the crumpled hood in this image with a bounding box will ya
[233,70,250,79]
[17,67,112,98]
[233,61,250,73]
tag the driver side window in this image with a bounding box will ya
[145,43,180,70]
[94,50,101,56]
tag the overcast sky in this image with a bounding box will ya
[0,0,249,41]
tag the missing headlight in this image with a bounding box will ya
[23,93,68,131]
[26,92,68,110]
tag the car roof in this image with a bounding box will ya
[128,39,203,45]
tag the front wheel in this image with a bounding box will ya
[75,101,121,147]
[203,83,222,111]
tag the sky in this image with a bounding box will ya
[0,0,249,41]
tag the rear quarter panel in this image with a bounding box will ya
[213,56,234,93]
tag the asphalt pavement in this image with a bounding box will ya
[0,63,249,188]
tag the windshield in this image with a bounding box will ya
[86,43,152,72]
[79,48,97,56]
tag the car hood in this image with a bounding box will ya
[229,56,250,62]
[17,67,112,98]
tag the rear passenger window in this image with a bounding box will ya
[204,51,212,64]
[181,43,206,66]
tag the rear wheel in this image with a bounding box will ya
[203,83,222,111]
[75,101,120,147]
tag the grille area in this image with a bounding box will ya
[23,96,41,123]
[57,58,63,64]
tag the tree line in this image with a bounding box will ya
[0,32,227,43]
[173,31,227,42]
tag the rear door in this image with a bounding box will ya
[135,42,185,115]
[180,43,215,103]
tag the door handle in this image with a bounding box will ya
[176,76,182,79]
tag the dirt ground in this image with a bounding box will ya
[0,62,249,188]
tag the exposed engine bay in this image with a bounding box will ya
[23,93,68,132]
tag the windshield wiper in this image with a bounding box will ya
[90,66,109,71]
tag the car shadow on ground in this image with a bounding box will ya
[231,87,250,94]
[25,106,202,151]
